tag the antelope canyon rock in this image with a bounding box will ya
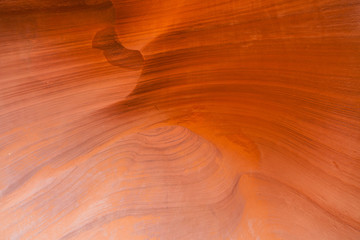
[0,0,359,239]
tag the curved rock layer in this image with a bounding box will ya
[0,0,359,239]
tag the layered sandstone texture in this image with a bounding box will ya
[0,0,359,239]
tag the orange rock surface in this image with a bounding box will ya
[0,0,359,239]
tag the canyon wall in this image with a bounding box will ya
[0,0,359,239]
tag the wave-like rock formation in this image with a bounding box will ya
[0,0,359,239]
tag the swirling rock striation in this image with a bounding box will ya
[0,0,359,239]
